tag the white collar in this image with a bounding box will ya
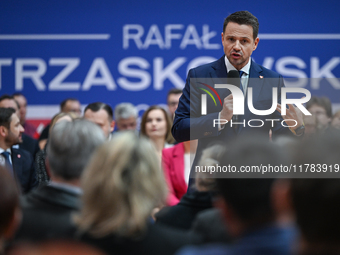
[224,56,251,75]
[0,148,11,155]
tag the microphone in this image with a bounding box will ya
[227,71,241,131]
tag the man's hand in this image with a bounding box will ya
[276,103,304,130]
[220,94,234,121]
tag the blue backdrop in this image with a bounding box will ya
[0,0,339,118]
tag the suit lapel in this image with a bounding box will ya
[248,60,265,103]
[11,149,23,180]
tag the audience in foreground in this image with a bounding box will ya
[15,119,105,242]
[75,132,199,255]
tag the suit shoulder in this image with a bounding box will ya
[12,148,32,160]
[188,58,221,76]
[254,62,282,78]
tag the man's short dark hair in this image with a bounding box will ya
[215,134,283,226]
[291,133,340,247]
[0,94,20,110]
[223,11,259,40]
[59,98,79,112]
[84,102,113,121]
[0,107,15,129]
[306,96,332,118]
[167,88,182,100]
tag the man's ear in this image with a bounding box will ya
[0,126,8,138]
[110,120,115,132]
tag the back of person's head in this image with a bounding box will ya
[76,132,167,237]
[48,112,80,134]
[224,11,259,40]
[84,102,113,121]
[47,119,105,181]
[290,132,340,252]
[306,96,332,118]
[0,166,20,243]
[215,134,284,227]
[114,103,137,121]
[196,143,227,191]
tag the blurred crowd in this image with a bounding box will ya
[0,90,339,255]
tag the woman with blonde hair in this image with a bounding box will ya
[75,132,197,255]
[140,105,174,158]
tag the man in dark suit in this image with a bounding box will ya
[172,11,305,174]
[0,95,40,159]
[0,107,37,194]
[15,119,105,242]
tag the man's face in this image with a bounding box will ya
[63,100,82,116]
[167,93,182,119]
[308,104,331,130]
[0,99,20,117]
[222,22,259,70]
[84,109,114,138]
[13,95,27,124]
[5,113,24,146]
[116,116,137,131]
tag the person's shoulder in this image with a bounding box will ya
[188,56,223,75]
[252,61,282,78]
[12,147,32,159]
[176,243,232,255]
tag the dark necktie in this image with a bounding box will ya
[238,70,244,93]
[2,151,13,175]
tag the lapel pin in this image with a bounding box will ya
[17,154,21,158]
[259,75,263,79]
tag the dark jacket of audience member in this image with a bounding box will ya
[177,134,296,255]
[15,120,105,242]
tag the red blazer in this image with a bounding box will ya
[162,143,188,206]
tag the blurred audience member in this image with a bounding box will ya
[0,95,39,159]
[84,102,115,140]
[35,112,80,186]
[178,135,295,255]
[290,133,340,255]
[331,110,340,130]
[167,88,182,120]
[15,120,105,242]
[0,107,37,194]
[75,132,199,255]
[0,166,21,254]
[303,115,318,139]
[156,144,225,230]
[114,102,137,131]
[7,240,106,255]
[140,106,174,158]
[306,96,332,132]
[12,93,36,138]
[38,98,82,149]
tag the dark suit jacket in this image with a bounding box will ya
[155,191,213,230]
[11,148,37,194]
[15,184,80,241]
[79,222,201,255]
[172,56,293,169]
[162,143,188,206]
[20,133,40,160]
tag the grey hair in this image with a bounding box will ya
[114,103,137,121]
[47,119,106,180]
